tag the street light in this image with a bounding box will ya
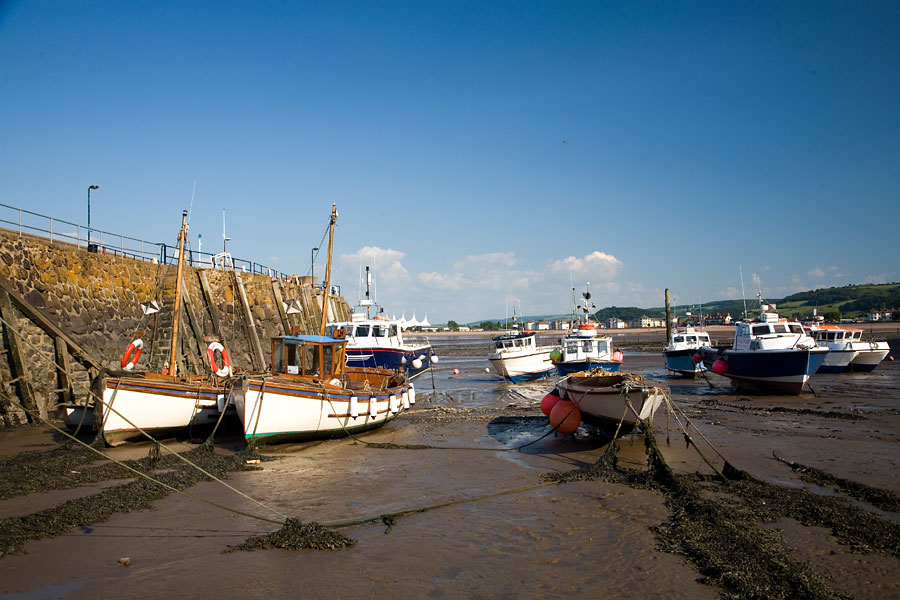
[311,247,319,279]
[222,208,231,253]
[87,185,99,252]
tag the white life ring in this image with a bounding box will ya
[207,341,233,377]
[121,339,144,371]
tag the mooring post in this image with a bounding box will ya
[53,336,74,407]
[271,279,292,336]
[665,288,672,342]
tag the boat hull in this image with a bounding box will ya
[558,373,664,435]
[489,351,555,383]
[816,349,858,374]
[698,347,828,395]
[234,379,409,444]
[845,344,890,372]
[97,376,225,446]
[662,349,707,377]
[344,345,432,379]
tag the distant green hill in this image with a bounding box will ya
[461,283,899,326]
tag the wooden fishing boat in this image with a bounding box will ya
[66,210,231,445]
[556,371,665,435]
[233,205,412,445]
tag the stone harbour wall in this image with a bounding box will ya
[0,229,349,427]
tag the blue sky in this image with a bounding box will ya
[1,1,898,323]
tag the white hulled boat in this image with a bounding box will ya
[663,327,711,377]
[805,324,890,373]
[556,371,666,436]
[489,316,556,383]
[552,284,623,376]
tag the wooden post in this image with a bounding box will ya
[0,289,37,422]
[54,336,74,406]
[233,270,266,371]
[180,276,208,364]
[197,270,221,337]
[271,279,292,335]
[167,210,189,377]
[320,205,337,337]
[665,288,672,342]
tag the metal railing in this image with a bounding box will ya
[0,202,304,281]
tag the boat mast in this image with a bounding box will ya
[320,204,337,337]
[167,210,188,376]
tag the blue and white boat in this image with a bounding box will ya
[489,321,556,383]
[327,266,437,380]
[805,324,890,373]
[552,284,623,376]
[698,299,828,395]
[663,327,711,377]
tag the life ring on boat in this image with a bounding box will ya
[121,339,143,371]
[206,341,233,377]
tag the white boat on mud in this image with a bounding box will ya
[663,327,711,377]
[489,328,556,383]
[556,371,666,436]
[552,284,622,376]
[233,205,412,446]
[805,324,890,373]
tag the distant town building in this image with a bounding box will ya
[867,308,896,322]
[536,320,550,330]
[607,318,627,329]
[630,315,665,328]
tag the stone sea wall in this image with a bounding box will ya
[0,229,349,427]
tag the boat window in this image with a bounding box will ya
[495,341,504,349]
[583,340,593,352]
[332,345,344,373]
[699,335,710,343]
[515,338,525,347]
[835,331,843,340]
[322,344,334,376]
[272,341,285,373]
[303,345,320,376]
[567,343,578,353]
[674,336,684,343]
[355,325,370,337]
[390,325,399,337]
[827,332,835,341]
[752,325,771,335]
[598,341,610,353]
[788,324,803,334]
[772,324,788,333]
[372,325,387,337]
[854,331,862,340]
[687,336,696,342]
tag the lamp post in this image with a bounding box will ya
[311,247,319,280]
[87,185,99,251]
[222,208,231,253]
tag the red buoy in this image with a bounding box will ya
[540,389,562,416]
[549,400,581,434]
[712,359,729,375]
[692,353,703,364]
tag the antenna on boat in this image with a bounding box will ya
[320,204,337,337]
[739,265,748,320]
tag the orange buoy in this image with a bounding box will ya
[540,389,562,416]
[549,400,581,434]
[712,359,729,375]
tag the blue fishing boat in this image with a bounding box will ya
[552,284,623,376]
[663,327,711,377]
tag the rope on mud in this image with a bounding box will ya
[0,315,290,524]
[322,481,558,531]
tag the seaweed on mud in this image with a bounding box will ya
[541,430,877,599]
[0,445,264,557]
[705,401,865,421]
[225,518,355,552]
[0,444,102,500]
[365,442,440,450]
[775,456,900,514]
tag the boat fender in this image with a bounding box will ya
[712,359,729,375]
[612,350,624,362]
[401,356,408,364]
[431,355,439,364]
[692,353,703,364]
[121,339,144,371]
[206,342,233,377]
[412,358,423,370]
[349,395,359,420]
[369,395,378,418]
[549,400,581,434]
[388,394,399,414]
[540,389,562,416]
[401,391,410,410]
[408,383,416,405]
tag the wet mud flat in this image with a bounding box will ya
[0,344,898,598]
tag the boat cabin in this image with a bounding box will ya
[327,318,403,347]
[492,331,537,352]
[271,334,347,379]
[669,328,711,350]
[733,315,810,351]
[805,325,863,344]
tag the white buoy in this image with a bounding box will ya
[369,395,378,418]
[389,394,399,414]
[408,383,416,405]
[401,356,407,364]
[401,391,410,410]
[431,355,439,364]
[350,395,359,420]
[484,367,490,373]
[412,358,423,370]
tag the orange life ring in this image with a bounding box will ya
[121,339,143,371]
[207,342,232,377]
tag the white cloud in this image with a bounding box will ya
[548,251,623,280]
[418,271,467,290]
[808,267,825,278]
[338,246,410,285]
[864,274,888,284]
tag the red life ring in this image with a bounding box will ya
[207,341,232,377]
[121,339,144,371]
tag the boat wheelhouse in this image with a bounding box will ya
[663,327,711,377]
[552,283,623,376]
